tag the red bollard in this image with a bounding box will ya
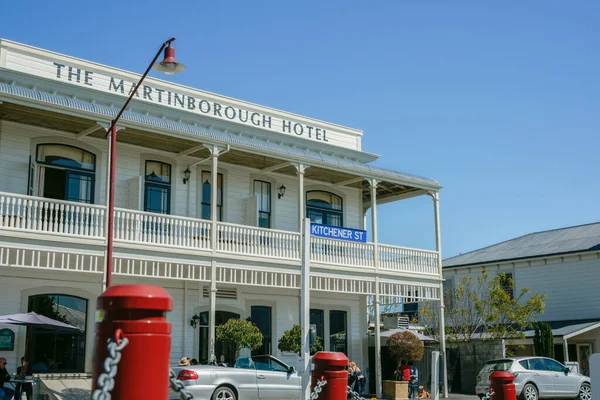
[92,285,173,399]
[490,371,517,400]
[311,351,349,400]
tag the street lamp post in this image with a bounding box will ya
[105,37,185,288]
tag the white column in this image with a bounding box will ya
[432,191,449,398]
[563,338,569,363]
[208,145,221,362]
[371,179,383,398]
[296,164,307,232]
[301,218,311,400]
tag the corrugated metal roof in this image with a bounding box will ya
[0,82,441,190]
[444,222,600,268]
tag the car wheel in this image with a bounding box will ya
[522,383,538,400]
[578,383,592,400]
[211,385,237,400]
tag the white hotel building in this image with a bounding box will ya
[0,39,444,394]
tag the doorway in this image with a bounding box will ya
[198,311,240,364]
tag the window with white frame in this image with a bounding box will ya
[201,171,223,221]
[144,161,171,214]
[253,180,271,228]
[306,191,343,227]
[33,144,96,204]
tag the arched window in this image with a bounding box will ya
[34,144,96,203]
[306,191,343,227]
[144,161,171,214]
[27,294,87,372]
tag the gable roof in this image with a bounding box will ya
[443,222,600,268]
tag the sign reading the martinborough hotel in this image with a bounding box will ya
[1,41,361,149]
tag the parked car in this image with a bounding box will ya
[169,355,301,400]
[475,357,592,400]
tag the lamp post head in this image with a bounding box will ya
[153,43,186,75]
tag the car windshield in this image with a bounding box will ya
[481,360,513,374]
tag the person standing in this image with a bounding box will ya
[14,357,33,400]
[350,362,365,395]
[409,363,420,400]
[0,358,14,400]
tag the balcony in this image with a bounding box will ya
[0,192,439,277]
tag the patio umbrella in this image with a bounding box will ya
[0,312,82,363]
[380,328,437,342]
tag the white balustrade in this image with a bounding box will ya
[113,208,211,250]
[216,222,301,260]
[0,192,105,238]
[310,237,375,267]
[378,244,439,275]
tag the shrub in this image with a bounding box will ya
[278,324,323,356]
[387,331,424,364]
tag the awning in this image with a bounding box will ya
[0,82,441,193]
[522,320,600,339]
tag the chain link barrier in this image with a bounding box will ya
[347,385,369,400]
[308,376,327,399]
[169,368,195,400]
[91,329,129,400]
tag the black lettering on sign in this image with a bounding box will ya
[143,85,153,101]
[214,103,223,117]
[188,96,196,110]
[68,66,81,83]
[109,78,124,94]
[199,100,210,113]
[155,88,165,103]
[84,71,93,86]
[54,62,66,79]
[239,109,249,122]
[294,123,303,136]
[250,113,261,126]
[224,106,236,120]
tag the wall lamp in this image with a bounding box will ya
[190,314,200,328]
[183,167,191,184]
[278,185,286,199]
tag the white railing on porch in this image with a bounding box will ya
[310,236,374,268]
[0,192,105,238]
[113,208,211,250]
[379,244,439,275]
[0,192,440,276]
[216,222,300,260]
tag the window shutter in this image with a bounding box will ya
[243,195,259,226]
[126,176,143,210]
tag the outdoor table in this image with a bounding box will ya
[7,376,39,398]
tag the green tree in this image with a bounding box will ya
[533,322,554,358]
[216,318,263,361]
[277,324,323,356]
[387,331,424,364]
[420,269,546,342]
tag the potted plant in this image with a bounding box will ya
[384,331,424,399]
[215,318,263,364]
[278,324,323,356]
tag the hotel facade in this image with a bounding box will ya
[0,39,444,395]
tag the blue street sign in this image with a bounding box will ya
[309,223,367,243]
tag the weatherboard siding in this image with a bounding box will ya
[443,251,600,322]
[0,120,363,232]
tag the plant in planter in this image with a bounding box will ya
[387,331,424,376]
[278,324,323,356]
[216,318,263,363]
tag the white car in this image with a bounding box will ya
[475,357,591,400]
[170,355,301,400]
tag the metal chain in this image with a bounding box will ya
[91,329,129,400]
[309,376,327,399]
[169,368,195,400]
[347,385,368,400]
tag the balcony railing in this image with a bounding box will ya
[0,192,439,276]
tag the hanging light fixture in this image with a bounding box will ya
[183,167,191,184]
[278,185,286,199]
[153,42,186,75]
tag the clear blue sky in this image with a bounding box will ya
[2,1,598,257]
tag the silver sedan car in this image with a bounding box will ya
[170,355,301,400]
[475,357,592,400]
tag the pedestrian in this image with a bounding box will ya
[347,362,358,396]
[178,357,191,366]
[0,358,15,400]
[350,362,365,395]
[15,357,33,400]
[409,363,420,400]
